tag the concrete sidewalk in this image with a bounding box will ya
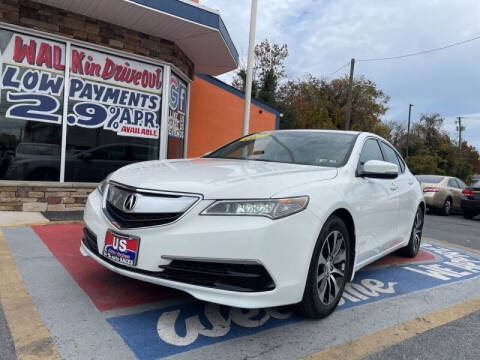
[0,211,49,227]
[0,211,83,227]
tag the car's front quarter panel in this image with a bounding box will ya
[83,188,322,308]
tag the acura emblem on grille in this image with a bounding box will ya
[124,194,137,211]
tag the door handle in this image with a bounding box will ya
[408,180,414,185]
[390,183,399,191]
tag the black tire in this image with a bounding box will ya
[441,198,452,216]
[295,216,350,319]
[399,207,424,258]
[463,211,475,220]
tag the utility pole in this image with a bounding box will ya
[456,117,464,151]
[242,0,258,136]
[406,104,413,159]
[345,58,355,130]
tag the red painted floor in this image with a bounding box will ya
[369,249,436,268]
[33,224,182,311]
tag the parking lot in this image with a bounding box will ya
[0,213,479,360]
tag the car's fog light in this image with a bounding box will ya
[201,196,309,219]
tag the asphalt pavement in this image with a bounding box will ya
[365,310,480,360]
[365,213,480,360]
[423,213,480,251]
[0,301,16,360]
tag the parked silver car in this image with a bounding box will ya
[416,175,467,215]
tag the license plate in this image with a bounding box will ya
[103,230,140,267]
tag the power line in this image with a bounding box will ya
[357,34,480,62]
[325,62,349,78]
[325,34,480,75]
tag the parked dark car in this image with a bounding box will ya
[4,143,156,182]
[461,180,480,219]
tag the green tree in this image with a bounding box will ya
[392,113,479,183]
[232,40,288,108]
[276,75,390,136]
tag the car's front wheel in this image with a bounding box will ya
[295,215,350,319]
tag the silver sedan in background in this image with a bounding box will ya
[416,175,467,215]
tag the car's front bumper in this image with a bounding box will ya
[81,189,321,308]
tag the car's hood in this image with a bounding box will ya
[110,158,338,199]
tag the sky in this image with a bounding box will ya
[202,0,480,150]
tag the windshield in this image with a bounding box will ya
[416,175,444,183]
[206,131,357,167]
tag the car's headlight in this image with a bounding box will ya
[201,196,309,219]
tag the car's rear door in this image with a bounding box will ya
[447,178,463,210]
[352,138,400,266]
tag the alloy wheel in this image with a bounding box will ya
[444,200,451,215]
[413,209,423,252]
[317,230,346,305]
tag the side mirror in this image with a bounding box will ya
[358,160,399,179]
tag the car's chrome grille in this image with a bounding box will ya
[103,183,200,229]
[105,201,183,228]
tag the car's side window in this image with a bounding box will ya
[380,142,401,170]
[448,178,460,188]
[395,154,405,173]
[359,139,384,166]
[456,178,467,189]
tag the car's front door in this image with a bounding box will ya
[352,138,400,267]
[379,141,416,243]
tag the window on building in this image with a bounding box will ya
[0,28,190,183]
[64,45,163,182]
[0,30,65,181]
[168,72,188,159]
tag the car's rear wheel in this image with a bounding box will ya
[463,211,476,219]
[399,206,424,258]
[295,215,350,319]
[441,198,452,216]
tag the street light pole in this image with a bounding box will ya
[242,0,258,136]
[406,104,413,159]
[345,58,355,130]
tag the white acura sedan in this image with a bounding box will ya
[81,130,424,318]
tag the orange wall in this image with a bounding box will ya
[187,75,278,157]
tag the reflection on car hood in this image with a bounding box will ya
[110,158,338,199]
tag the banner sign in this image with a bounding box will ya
[0,33,164,140]
[168,73,188,139]
[67,46,163,139]
[0,32,66,124]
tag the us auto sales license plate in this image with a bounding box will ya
[103,230,140,267]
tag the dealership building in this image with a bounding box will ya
[0,0,279,211]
